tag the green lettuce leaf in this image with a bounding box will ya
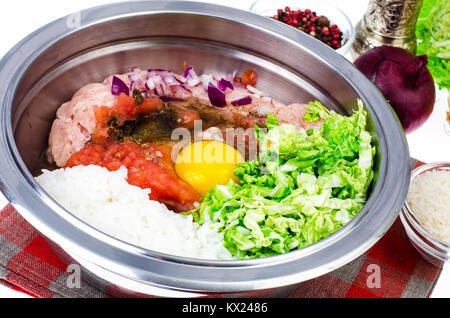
[415,0,450,89]
[187,100,375,259]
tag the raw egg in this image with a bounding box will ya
[175,140,244,196]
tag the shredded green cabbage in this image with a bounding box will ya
[189,100,376,259]
[415,0,450,89]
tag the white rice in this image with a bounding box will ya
[35,165,235,260]
[407,170,450,244]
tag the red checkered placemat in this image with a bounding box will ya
[0,163,442,298]
[0,206,442,298]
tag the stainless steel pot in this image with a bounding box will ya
[0,1,410,297]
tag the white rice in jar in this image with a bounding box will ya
[407,169,450,244]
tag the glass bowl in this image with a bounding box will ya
[400,162,450,267]
[249,0,355,58]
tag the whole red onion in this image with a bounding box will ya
[354,46,435,134]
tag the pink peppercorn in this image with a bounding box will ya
[271,8,343,50]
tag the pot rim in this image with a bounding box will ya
[0,1,410,294]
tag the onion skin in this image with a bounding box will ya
[354,46,435,134]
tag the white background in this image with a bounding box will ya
[0,0,448,298]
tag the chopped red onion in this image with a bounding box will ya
[128,73,142,82]
[225,71,237,84]
[157,76,170,96]
[208,83,227,107]
[183,66,193,78]
[145,77,155,91]
[129,75,143,92]
[170,76,191,92]
[201,74,214,90]
[183,66,201,87]
[146,75,171,96]
[146,69,168,79]
[246,85,264,96]
[130,81,137,92]
[217,78,234,91]
[175,77,186,85]
[178,83,192,93]
[176,75,186,84]
[231,96,252,106]
[162,74,180,86]
[111,76,129,96]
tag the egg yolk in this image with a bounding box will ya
[175,140,244,196]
